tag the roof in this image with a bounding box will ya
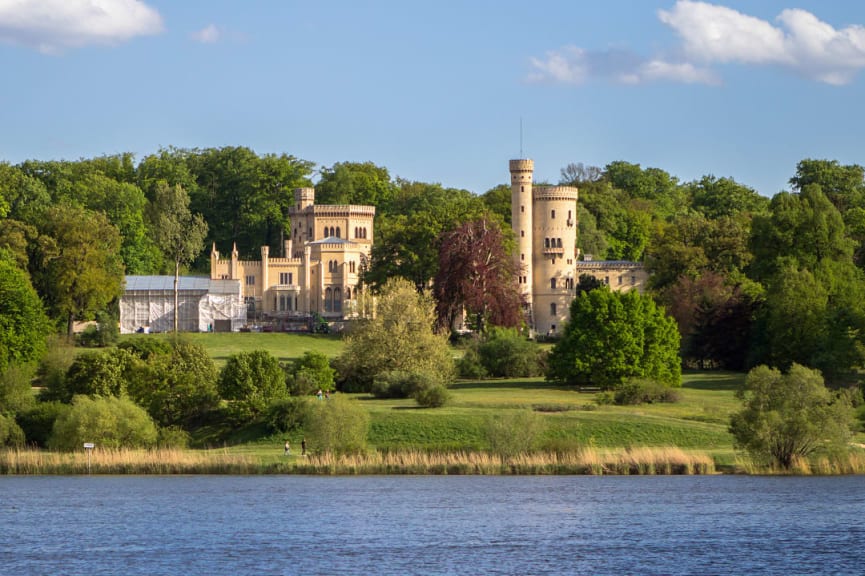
[575,260,644,269]
[307,237,358,246]
[124,275,241,294]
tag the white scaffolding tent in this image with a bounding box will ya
[120,276,246,334]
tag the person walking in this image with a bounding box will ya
[284,440,290,456]
[301,437,307,456]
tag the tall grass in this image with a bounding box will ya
[1,447,717,475]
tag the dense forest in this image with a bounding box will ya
[2,146,865,388]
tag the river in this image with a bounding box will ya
[2,475,863,575]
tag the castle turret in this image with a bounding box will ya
[510,159,535,312]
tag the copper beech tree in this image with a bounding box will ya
[433,218,523,333]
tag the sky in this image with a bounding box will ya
[2,0,865,197]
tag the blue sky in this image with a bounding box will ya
[2,1,865,197]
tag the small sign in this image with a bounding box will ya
[83,443,95,449]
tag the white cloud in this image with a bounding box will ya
[659,1,865,85]
[529,1,865,87]
[0,0,163,54]
[191,24,221,44]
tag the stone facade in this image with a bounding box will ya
[509,159,647,335]
[210,188,374,326]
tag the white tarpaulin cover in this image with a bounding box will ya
[120,276,246,333]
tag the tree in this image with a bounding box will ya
[789,159,865,213]
[687,175,768,219]
[62,348,138,402]
[314,161,397,209]
[0,255,51,372]
[480,184,512,224]
[730,364,852,469]
[218,350,287,422]
[335,277,455,392]
[433,218,523,332]
[287,351,336,396]
[147,183,208,332]
[32,204,125,338]
[547,287,681,389]
[305,394,369,455]
[127,341,219,428]
[0,363,36,416]
[48,395,158,452]
[463,327,544,378]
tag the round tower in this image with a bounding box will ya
[532,185,579,336]
[510,159,534,308]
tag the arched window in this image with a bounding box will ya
[345,287,351,300]
[334,287,342,312]
[324,288,333,312]
[551,278,557,289]
[544,238,550,248]
[336,227,341,238]
[557,238,562,248]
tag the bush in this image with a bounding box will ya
[613,379,681,405]
[266,397,314,433]
[305,395,369,455]
[36,338,77,402]
[371,370,446,399]
[485,410,546,457]
[0,363,36,415]
[76,311,119,348]
[0,413,25,447]
[157,426,190,449]
[63,348,138,401]
[48,395,158,451]
[456,347,487,379]
[117,337,172,360]
[413,384,451,408]
[16,401,71,447]
[477,328,544,378]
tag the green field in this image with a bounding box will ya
[118,333,862,471]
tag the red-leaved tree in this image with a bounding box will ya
[434,218,524,332]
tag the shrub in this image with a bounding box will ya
[63,348,138,401]
[157,426,190,449]
[266,397,314,433]
[77,311,119,348]
[305,395,369,455]
[0,413,25,447]
[486,410,546,457]
[414,384,451,408]
[371,370,446,399]
[477,327,544,378]
[117,337,172,360]
[36,338,77,402]
[613,379,681,405]
[456,347,487,379]
[48,395,158,451]
[0,363,36,415]
[16,401,71,447]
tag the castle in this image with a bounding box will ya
[210,187,375,327]
[509,159,647,335]
[208,161,646,333]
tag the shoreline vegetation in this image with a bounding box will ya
[2,446,863,476]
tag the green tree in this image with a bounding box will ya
[48,395,158,451]
[480,184,512,224]
[790,159,865,213]
[32,204,124,338]
[287,351,335,396]
[0,363,36,416]
[147,183,208,332]
[218,350,287,422]
[474,327,544,378]
[0,255,51,372]
[305,394,369,455]
[128,341,219,428]
[730,364,853,469]
[335,277,455,392]
[63,348,137,402]
[547,287,681,389]
[314,161,397,209]
[687,175,768,219]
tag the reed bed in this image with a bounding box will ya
[0,448,260,475]
[1,446,717,475]
[291,447,716,476]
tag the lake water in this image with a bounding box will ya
[2,475,864,575]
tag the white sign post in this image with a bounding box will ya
[83,443,94,474]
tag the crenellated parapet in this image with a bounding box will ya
[534,185,579,202]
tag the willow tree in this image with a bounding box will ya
[147,183,208,332]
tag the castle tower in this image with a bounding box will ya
[510,159,534,310]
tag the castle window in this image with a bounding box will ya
[521,205,525,213]
[245,275,255,286]
[336,227,341,238]
[520,230,525,237]
[544,238,550,248]
[521,185,524,192]
[604,276,609,284]
[631,275,636,285]
[279,272,291,285]
[551,209,556,219]
[521,253,525,261]
[324,288,333,312]
[550,278,557,290]
[308,227,312,237]
[618,275,623,286]
[334,288,342,312]
[557,238,562,248]
[550,303,557,316]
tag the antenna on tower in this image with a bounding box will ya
[519,117,523,158]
